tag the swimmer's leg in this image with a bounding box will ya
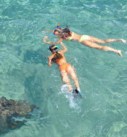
[67,65,80,91]
[89,36,126,44]
[82,41,122,56]
[60,71,72,92]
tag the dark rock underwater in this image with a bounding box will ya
[0,97,36,135]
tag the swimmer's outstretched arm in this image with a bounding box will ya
[60,42,67,53]
[43,36,63,45]
[43,36,53,45]
[55,38,63,44]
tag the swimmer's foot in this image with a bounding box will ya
[119,39,127,44]
[116,50,122,56]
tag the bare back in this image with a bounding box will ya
[70,32,82,41]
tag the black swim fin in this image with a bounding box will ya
[73,89,82,98]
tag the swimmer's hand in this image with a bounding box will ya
[43,36,53,45]
[43,36,49,43]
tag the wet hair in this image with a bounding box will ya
[51,52,63,63]
[62,27,71,34]
[60,27,72,39]
[53,27,72,39]
[49,45,58,52]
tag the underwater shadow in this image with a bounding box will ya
[0,97,36,135]
[23,49,47,65]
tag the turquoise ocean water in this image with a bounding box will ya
[0,0,127,137]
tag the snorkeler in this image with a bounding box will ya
[43,26,127,56]
[47,42,80,93]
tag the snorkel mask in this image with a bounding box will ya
[53,24,62,35]
[49,45,58,52]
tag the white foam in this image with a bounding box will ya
[60,85,80,109]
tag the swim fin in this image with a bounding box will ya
[73,89,82,98]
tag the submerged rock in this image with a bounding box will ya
[0,97,36,134]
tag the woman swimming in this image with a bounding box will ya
[43,26,127,56]
[47,42,80,93]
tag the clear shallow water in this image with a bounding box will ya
[0,0,127,137]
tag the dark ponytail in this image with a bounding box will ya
[51,52,63,63]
